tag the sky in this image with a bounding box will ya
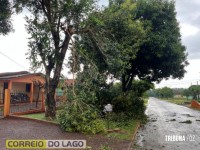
[0,0,200,89]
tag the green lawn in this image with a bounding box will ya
[106,119,140,140]
[21,113,58,123]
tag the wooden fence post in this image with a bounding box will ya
[4,89,10,117]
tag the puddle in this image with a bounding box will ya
[181,114,195,117]
[170,119,176,121]
[179,120,192,124]
[150,118,157,122]
[169,112,176,117]
[136,134,144,147]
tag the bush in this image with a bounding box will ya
[58,99,106,134]
[112,93,146,119]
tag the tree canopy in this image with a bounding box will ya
[3,0,188,118]
[189,85,200,100]
[12,0,100,118]
[78,0,188,92]
[0,0,12,35]
[121,0,188,91]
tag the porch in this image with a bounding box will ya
[0,71,45,117]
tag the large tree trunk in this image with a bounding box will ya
[44,71,57,118]
[45,88,56,118]
[45,73,57,118]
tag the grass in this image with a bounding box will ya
[106,119,140,140]
[144,98,148,106]
[160,98,191,105]
[21,112,59,123]
[23,113,140,140]
[21,110,140,141]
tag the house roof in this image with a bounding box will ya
[65,79,74,86]
[0,71,43,80]
[58,79,75,87]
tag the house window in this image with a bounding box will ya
[26,84,31,92]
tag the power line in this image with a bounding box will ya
[0,51,28,70]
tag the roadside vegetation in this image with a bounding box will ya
[19,0,186,136]
[162,98,191,105]
[2,0,188,148]
[147,85,200,105]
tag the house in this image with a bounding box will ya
[0,71,45,104]
[56,79,74,100]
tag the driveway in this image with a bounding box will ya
[133,97,200,150]
[0,117,130,150]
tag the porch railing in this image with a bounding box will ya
[2,89,62,117]
[10,92,29,104]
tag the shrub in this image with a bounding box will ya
[58,99,106,134]
[112,93,146,119]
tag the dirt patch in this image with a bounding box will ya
[0,117,130,150]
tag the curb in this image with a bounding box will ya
[127,121,141,150]
[7,115,59,126]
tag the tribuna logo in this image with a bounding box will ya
[165,135,186,142]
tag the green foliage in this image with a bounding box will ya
[183,89,192,100]
[58,99,106,134]
[155,87,174,99]
[96,80,150,120]
[131,80,154,97]
[189,85,200,100]
[134,0,188,79]
[0,0,12,35]
[114,96,146,119]
[106,119,139,140]
[121,0,188,91]
[103,0,146,78]
[12,0,98,118]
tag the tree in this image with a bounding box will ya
[0,0,12,35]
[161,87,174,99]
[182,89,191,100]
[13,0,99,118]
[189,85,200,101]
[118,0,188,91]
[155,87,173,99]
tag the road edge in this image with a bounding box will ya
[127,121,141,150]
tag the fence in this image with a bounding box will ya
[3,89,45,117]
[0,92,4,118]
[1,89,62,117]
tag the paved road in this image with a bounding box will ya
[134,97,200,150]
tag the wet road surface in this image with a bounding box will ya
[133,97,200,150]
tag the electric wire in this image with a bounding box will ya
[0,51,28,70]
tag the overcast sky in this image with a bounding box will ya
[0,0,200,88]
